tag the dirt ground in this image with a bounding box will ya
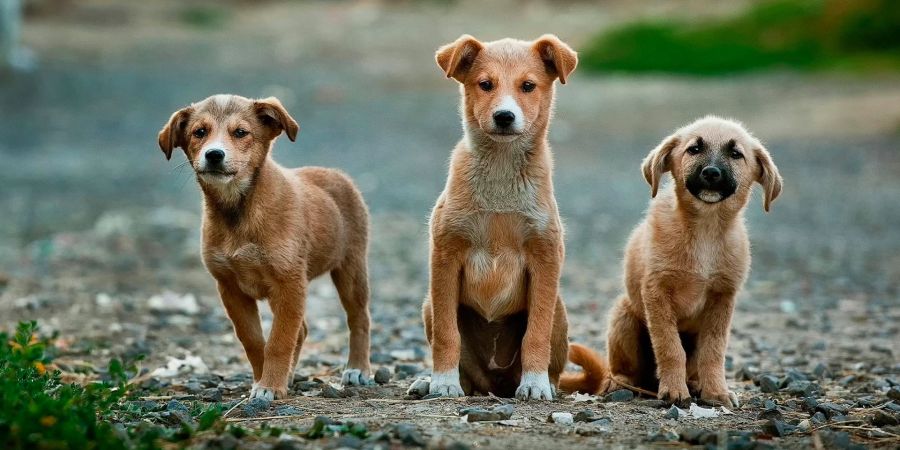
[1,1,899,448]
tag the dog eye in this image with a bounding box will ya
[730,150,744,159]
[192,128,207,139]
[478,80,493,92]
[233,128,249,138]
[521,81,536,93]
[687,145,702,155]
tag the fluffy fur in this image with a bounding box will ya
[419,34,577,400]
[560,117,783,408]
[158,94,372,400]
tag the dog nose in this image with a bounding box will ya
[701,166,722,182]
[205,149,225,164]
[493,110,516,128]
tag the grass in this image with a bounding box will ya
[0,321,223,450]
[581,0,900,75]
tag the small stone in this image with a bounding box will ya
[321,385,342,398]
[393,423,426,447]
[203,433,238,450]
[679,428,717,445]
[166,399,190,413]
[762,419,787,437]
[549,412,574,425]
[888,387,900,401]
[758,408,782,421]
[838,375,856,386]
[575,420,610,436]
[813,362,832,379]
[818,431,851,450]
[637,399,668,408]
[785,380,817,397]
[271,441,300,450]
[330,435,363,449]
[406,378,430,398]
[759,375,780,393]
[275,406,303,416]
[200,388,223,402]
[873,411,899,427]
[242,397,271,417]
[648,428,679,442]
[816,402,849,419]
[374,367,392,385]
[735,364,759,381]
[797,419,811,432]
[574,409,597,422]
[603,389,634,402]
[185,381,203,394]
[294,380,320,391]
[885,402,900,413]
[764,399,777,410]
[664,405,682,419]
[461,404,514,422]
[812,411,827,424]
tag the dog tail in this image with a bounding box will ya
[558,343,609,394]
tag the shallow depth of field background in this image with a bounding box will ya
[1,0,898,395]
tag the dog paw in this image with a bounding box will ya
[657,379,691,405]
[249,382,286,401]
[429,369,464,397]
[515,371,554,401]
[341,368,370,386]
[701,389,740,408]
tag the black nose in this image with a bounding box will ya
[205,149,225,164]
[493,110,516,128]
[701,166,722,182]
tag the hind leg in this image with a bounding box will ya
[288,320,309,383]
[331,254,372,386]
[548,296,569,393]
[605,299,645,393]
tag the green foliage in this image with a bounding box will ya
[0,321,226,450]
[581,0,900,75]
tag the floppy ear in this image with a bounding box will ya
[254,97,299,142]
[435,34,484,82]
[754,144,783,212]
[157,107,194,161]
[641,133,680,198]
[532,34,578,84]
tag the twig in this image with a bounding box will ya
[139,395,176,401]
[614,380,658,398]
[223,397,247,419]
[226,413,309,423]
[365,396,468,404]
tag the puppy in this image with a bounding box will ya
[560,116,782,407]
[157,94,372,400]
[419,35,577,400]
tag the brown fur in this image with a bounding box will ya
[562,116,782,407]
[157,94,372,399]
[421,35,577,400]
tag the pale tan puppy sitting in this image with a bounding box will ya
[418,35,577,400]
[158,94,372,400]
[561,116,782,407]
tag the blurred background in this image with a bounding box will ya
[0,0,898,375]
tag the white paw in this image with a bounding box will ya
[341,368,370,386]
[515,371,554,400]
[249,383,275,401]
[429,369,464,397]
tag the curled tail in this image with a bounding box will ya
[558,343,609,394]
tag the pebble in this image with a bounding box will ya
[200,388,223,402]
[203,434,238,450]
[275,406,303,416]
[679,428,716,445]
[461,404,514,422]
[241,397,271,417]
[885,402,900,413]
[271,441,300,450]
[757,408,782,421]
[873,411,899,427]
[812,411,827,424]
[294,380,320,392]
[637,399,668,408]
[321,385,343,398]
[393,423,426,447]
[548,412,574,425]
[813,362,832,379]
[664,405,682,419]
[818,431,851,449]
[574,409,597,422]
[759,375,780,393]
[330,436,363,449]
[575,420,610,436]
[406,378,431,398]
[374,367,392,385]
[762,419,787,437]
[816,402,849,419]
[603,389,634,402]
[647,428,679,442]
[394,364,421,380]
[888,387,900,401]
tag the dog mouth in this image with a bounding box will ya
[697,190,727,203]
[197,170,237,178]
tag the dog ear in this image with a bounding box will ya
[157,107,194,161]
[533,34,578,84]
[754,144,783,212]
[641,133,680,198]
[436,35,483,82]
[254,97,299,142]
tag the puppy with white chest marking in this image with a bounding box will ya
[560,116,783,407]
[158,94,372,400]
[417,35,577,400]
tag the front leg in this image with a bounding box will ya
[642,278,691,404]
[517,238,562,401]
[254,279,307,400]
[217,280,265,383]
[427,242,464,397]
[696,287,739,407]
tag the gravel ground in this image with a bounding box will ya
[1,1,899,448]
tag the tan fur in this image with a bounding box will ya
[564,116,782,407]
[422,35,577,400]
[157,94,372,399]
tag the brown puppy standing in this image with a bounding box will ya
[419,35,577,400]
[561,116,782,407]
[158,94,372,400]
